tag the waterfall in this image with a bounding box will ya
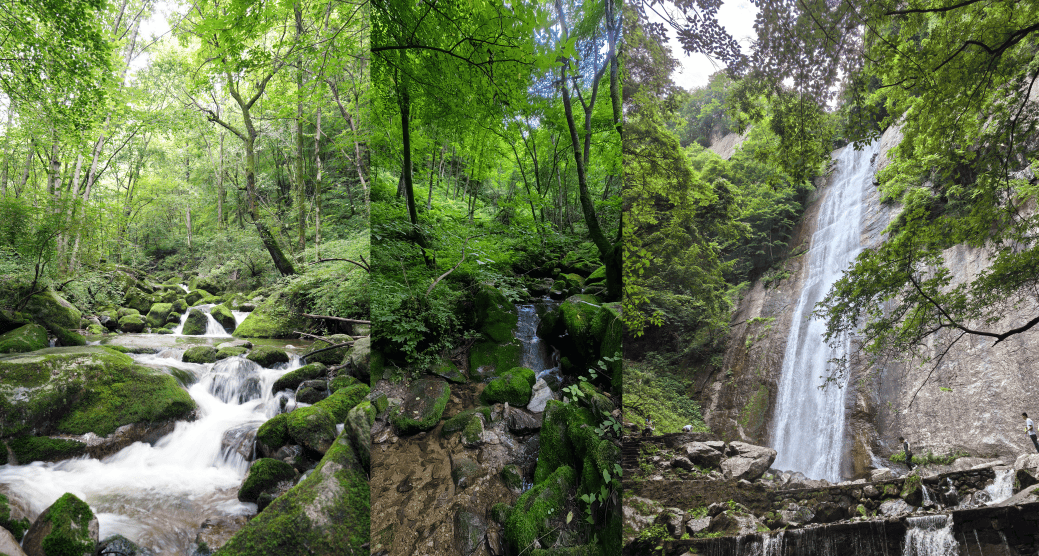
[903,515,958,556]
[515,303,558,379]
[982,469,1014,505]
[770,141,881,482]
[170,304,232,337]
[0,348,303,553]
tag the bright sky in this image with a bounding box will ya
[648,0,759,92]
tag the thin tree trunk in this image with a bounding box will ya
[0,103,13,197]
[314,105,322,260]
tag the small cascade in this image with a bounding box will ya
[178,283,189,292]
[171,311,190,334]
[770,140,881,482]
[232,310,249,328]
[903,515,958,556]
[982,469,1014,505]
[203,357,265,404]
[515,302,559,380]
[170,304,232,337]
[921,484,935,508]
[203,310,229,337]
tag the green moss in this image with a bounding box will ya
[215,346,248,359]
[534,400,592,483]
[442,408,492,436]
[346,401,374,470]
[328,374,359,393]
[481,367,536,406]
[314,383,370,423]
[185,289,212,306]
[123,287,154,315]
[7,436,86,464]
[491,503,512,525]
[0,324,48,354]
[238,458,297,503]
[462,414,484,444]
[49,327,85,348]
[500,465,523,490]
[232,292,307,339]
[182,309,207,336]
[593,302,622,393]
[214,432,369,556]
[116,308,140,319]
[210,304,236,333]
[182,346,218,364]
[118,314,146,333]
[303,334,353,366]
[145,303,173,329]
[560,294,601,367]
[373,394,388,414]
[38,493,96,556]
[286,406,337,454]
[85,324,108,335]
[468,340,522,377]
[257,413,291,451]
[271,363,326,394]
[172,299,188,313]
[585,265,606,285]
[0,493,30,541]
[24,290,82,330]
[247,346,290,368]
[389,379,450,435]
[738,385,770,437]
[473,284,518,343]
[503,465,576,552]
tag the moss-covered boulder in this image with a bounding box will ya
[0,309,31,335]
[116,307,140,319]
[328,374,359,393]
[21,492,98,556]
[85,324,108,335]
[481,367,536,406]
[185,289,211,306]
[183,346,218,364]
[182,309,207,335]
[256,413,291,453]
[247,346,289,368]
[286,406,337,454]
[213,431,369,556]
[442,408,492,438]
[474,284,518,343]
[0,347,196,438]
[314,383,370,424]
[210,304,236,333]
[593,301,623,391]
[7,436,86,464]
[191,276,225,296]
[585,265,606,286]
[390,379,450,435]
[24,290,82,331]
[302,334,353,366]
[0,324,48,354]
[345,400,374,470]
[468,339,522,380]
[215,346,248,360]
[117,314,146,333]
[172,298,188,313]
[560,294,601,363]
[342,336,370,383]
[0,492,31,541]
[123,287,154,315]
[432,358,466,383]
[50,327,85,347]
[271,362,326,394]
[232,291,307,339]
[503,465,576,551]
[145,303,173,329]
[238,458,297,503]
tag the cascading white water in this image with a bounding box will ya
[170,304,239,337]
[770,141,881,482]
[0,351,301,554]
[903,515,958,556]
[515,303,559,379]
[982,469,1014,505]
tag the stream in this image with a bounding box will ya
[0,305,311,555]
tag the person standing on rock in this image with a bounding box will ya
[1024,412,1039,453]
[643,417,653,437]
[900,437,914,471]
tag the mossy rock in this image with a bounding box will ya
[182,309,207,336]
[534,400,592,484]
[145,303,173,329]
[468,339,522,379]
[247,346,289,368]
[390,379,450,435]
[481,367,536,406]
[0,492,31,541]
[286,406,338,454]
[373,394,389,415]
[314,383,370,424]
[172,299,188,313]
[216,346,248,360]
[560,294,602,367]
[500,465,523,491]
[272,363,326,394]
[592,301,622,393]
[213,431,369,556]
[451,456,483,488]
[328,374,360,393]
[345,400,375,470]
[256,413,291,453]
[0,309,31,335]
[85,324,108,335]
[0,324,48,354]
[116,307,140,319]
[21,492,97,556]
[442,408,492,437]
[585,265,607,286]
[503,465,576,551]
[191,276,224,295]
[432,358,466,383]
[185,289,212,306]
[577,381,615,420]
[24,290,82,330]
[232,291,307,339]
[342,336,371,383]
[123,287,154,315]
[183,346,218,364]
[462,414,485,445]
[117,314,146,333]
[155,328,173,335]
[238,458,297,503]
[303,334,353,366]
[473,284,518,343]
[166,311,182,324]
[901,473,923,506]
[51,326,86,347]
[156,289,180,304]
[210,304,236,333]
[7,436,86,464]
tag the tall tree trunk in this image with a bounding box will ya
[0,103,13,197]
[217,131,225,227]
[314,105,322,259]
[400,86,419,227]
[295,2,307,252]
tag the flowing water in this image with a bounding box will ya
[515,302,559,380]
[980,468,1014,505]
[170,304,249,337]
[0,305,303,555]
[903,515,958,556]
[770,141,881,482]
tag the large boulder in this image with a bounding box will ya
[213,431,369,556]
[117,314,146,333]
[0,528,26,556]
[182,309,207,335]
[0,324,49,354]
[238,458,297,503]
[0,347,195,438]
[480,367,536,406]
[683,441,724,468]
[468,339,522,380]
[721,441,777,481]
[286,406,337,454]
[24,290,82,330]
[503,465,575,551]
[122,287,154,315]
[21,493,99,556]
[145,303,172,329]
[527,378,557,412]
[341,336,370,383]
[314,383,370,424]
[185,289,212,306]
[345,400,374,470]
[302,334,353,366]
[1015,454,1039,493]
[473,284,518,343]
[210,304,236,333]
[0,309,31,335]
[182,346,218,364]
[247,346,289,368]
[232,291,307,339]
[271,363,326,394]
[390,379,450,435]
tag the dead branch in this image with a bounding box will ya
[301,313,371,324]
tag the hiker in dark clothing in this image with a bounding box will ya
[900,437,914,471]
[1024,413,1039,453]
